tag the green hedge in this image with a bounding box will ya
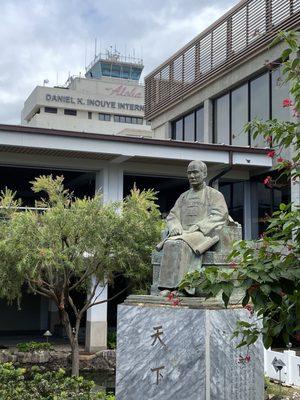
[16,341,54,352]
[0,363,115,400]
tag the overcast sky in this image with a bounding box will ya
[0,0,236,124]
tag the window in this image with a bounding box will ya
[231,84,249,146]
[250,73,269,147]
[184,113,195,141]
[214,94,230,144]
[171,106,204,142]
[174,119,183,140]
[271,67,290,121]
[64,109,77,116]
[44,107,57,114]
[212,69,290,147]
[219,181,244,229]
[114,115,144,124]
[88,112,92,120]
[196,108,204,142]
[99,113,111,121]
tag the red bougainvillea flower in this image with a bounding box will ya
[277,157,284,163]
[267,150,276,158]
[167,292,174,301]
[172,298,180,306]
[263,176,272,187]
[244,304,254,316]
[238,354,251,364]
[282,98,293,107]
[266,135,272,143]
[292,107,300,118]
[229,261,238,269]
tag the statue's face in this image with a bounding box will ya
[187,163,206,188]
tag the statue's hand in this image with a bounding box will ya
[169,226,183,236]
[188,225,199,233]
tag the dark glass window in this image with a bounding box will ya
[99,113,111,121]
[231,84,249,146]
[219,181,244,229]
[174,119,183,140]
[250,73,269,147]
[212,70,289,147]
[184,113,195,141]
[64,109,77,116]
[88,112,92,119]
[214,94,230,144]
[113,115,143,124]
[44,107,57,114]
[172,106,203,142]
[271,67,290,121]
[196,108,204,142]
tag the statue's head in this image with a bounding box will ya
[187,160,207,189]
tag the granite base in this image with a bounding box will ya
[116,299,264,400]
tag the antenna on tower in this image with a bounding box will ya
[94,38,97,59]
[85,43,87,69]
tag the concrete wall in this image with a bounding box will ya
[264,348,300,387]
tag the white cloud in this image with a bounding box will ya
[0,0,236,124]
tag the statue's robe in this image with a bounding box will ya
[157,184,228,289]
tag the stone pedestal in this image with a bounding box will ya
[116,297,264,400]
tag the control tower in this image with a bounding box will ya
[85,48,144,81]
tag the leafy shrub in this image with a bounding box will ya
[107,330,116,350]
[0,363,115,399]
[17,341,54,352]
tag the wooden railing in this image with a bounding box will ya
[145,0,300,120]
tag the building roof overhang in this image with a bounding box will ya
[0,124,272,169]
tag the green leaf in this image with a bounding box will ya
[222,292,230,308]
[263,335,273,349]
[242,292,250,307]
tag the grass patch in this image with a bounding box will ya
[265,377,300,397]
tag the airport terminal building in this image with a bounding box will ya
[0,0,299,349]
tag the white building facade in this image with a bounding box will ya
[21,52,153,138]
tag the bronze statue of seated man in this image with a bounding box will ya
[155,160,235,295]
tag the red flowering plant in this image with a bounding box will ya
[180,31,300,350]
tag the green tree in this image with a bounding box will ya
[180,30,300,350]
[0,176,162,376]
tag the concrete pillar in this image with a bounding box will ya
[86,281,108,352]
[96,164,124,203]
[243,181,252,239]
[203,99,213,143]
[85,164,124,352]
